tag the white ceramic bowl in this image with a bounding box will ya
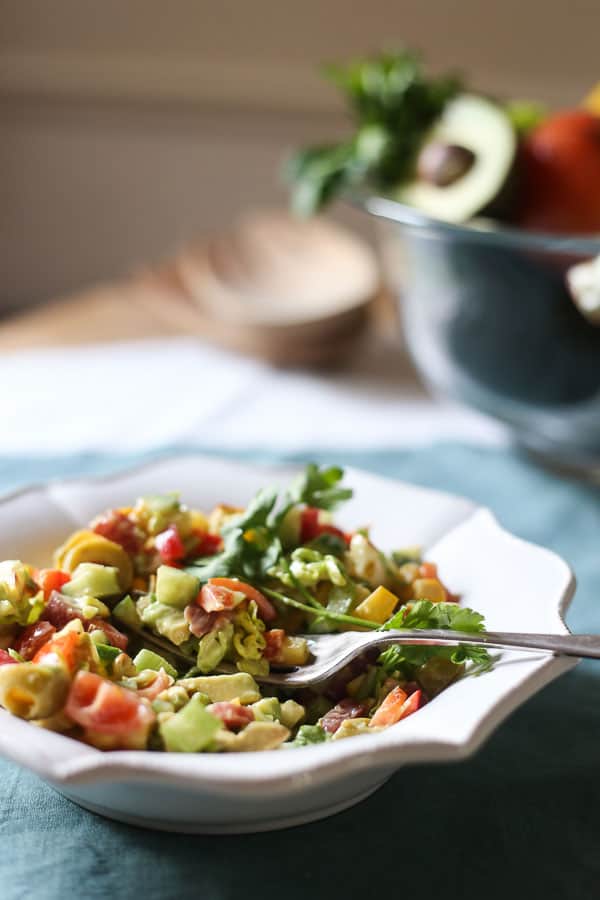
[0,455,577,833]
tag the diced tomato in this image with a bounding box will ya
[88,618,128,652]
[36,568,71,601]
[155,525,186,565]
[0,649,17,666]
[65,671,155,745]
[370,686,422,727]
[207,577,276,622]
[33,630,85,673]
[197,583,239,614]
[136,668,173,700]
[194,530,222,557]
[300,507,350,545]
[92,510,143,555]
[207,701,254,731]
[14,621,56,660]
[300,507,321,542]
[418,561,438,579]
[264,628,285,661]
[320,698,370,734]
[398,689,422,718]
[369,686,408,727]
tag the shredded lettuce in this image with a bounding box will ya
[196,623,233,674]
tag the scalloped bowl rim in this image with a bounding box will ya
[0,454,577,799]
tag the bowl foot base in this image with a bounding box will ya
[53,777,390,834]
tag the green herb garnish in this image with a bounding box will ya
[185,464,352,583]
[286,49,460,215]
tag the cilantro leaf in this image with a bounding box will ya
[379,641,492,674]
[186,465,352,583]
[383,600,486,633]
[283,463,353,514]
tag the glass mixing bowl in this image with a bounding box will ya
[361,195,600,475]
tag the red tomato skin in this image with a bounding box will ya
[207,578,276,622]
[36,569,71,601]
[518,111,600,234]
[194,531,222,556]
[155,526,186,565]
[264,629,286,661]
[197,583,238,613]
[300,507,351,545]
[0,649,17,666]
[66,671,155,740]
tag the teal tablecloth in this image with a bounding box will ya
[2,444,600,900]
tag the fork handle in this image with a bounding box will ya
[383,629,600,659]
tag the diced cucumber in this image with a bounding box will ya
[62,563,121,599]
[159,694,221,752]
[133,648,178,679]
[96,643,121,665]
[112,595,141,628]
[155,565,199,609]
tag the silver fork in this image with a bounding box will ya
[133,626,600,688]
[254,629,600,687]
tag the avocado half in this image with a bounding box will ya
[394,94,517,224]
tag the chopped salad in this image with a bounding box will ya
[0,465,492,753]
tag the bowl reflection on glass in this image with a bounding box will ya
[364,196,600,474]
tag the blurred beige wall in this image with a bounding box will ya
[2,0,599,310]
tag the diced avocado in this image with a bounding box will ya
[177,672,260,704]
[112,595,141,628]
[159,694,221,752]
[155,565,199,609]
[304,695,332,724]
[67,596,111,621]
[137,493,181,535]
[251,696,281,722]
[214,721,290,752]
[95,642,121,665]
[140,599,190,646]
[279,699,305,729]
[417,656,463,697]
[62,562,122,599]
[236,657,269,678]
[290,724,329,746]
[331,718,376,740]
[133,648,178,679]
